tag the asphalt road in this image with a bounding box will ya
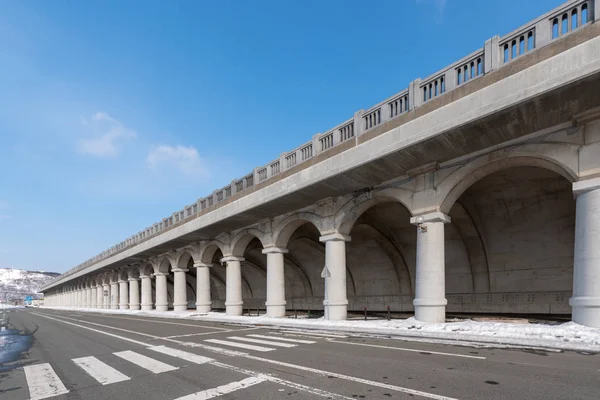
[1,308,598,400]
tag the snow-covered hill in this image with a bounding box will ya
[0,268,59,301]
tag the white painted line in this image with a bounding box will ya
[149,345,213,365]
[211,361,354,400]
[246,355,460,400]
[227,336,297,348]
[114,350,179,373]
[163,330,234,338]
[23,363,69,400]
[279,330,348,338]
[72,356,130,385]
[204,339,275,352]
[89,314,232,330]
[174,376,266,400]
[247,334,316,344]
[329,340,486,360]
[30,312,156,345]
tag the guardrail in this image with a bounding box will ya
[51,0,596,285]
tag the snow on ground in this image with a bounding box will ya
[42,306,600,353]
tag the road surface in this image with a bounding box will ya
[0,308,598,399]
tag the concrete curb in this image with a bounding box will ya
[39,307,600,353]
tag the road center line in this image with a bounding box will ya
[329,340,486,360]
[67,313,232,330]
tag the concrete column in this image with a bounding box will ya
[570,178,600,328]
[155,272,169,311]
[91,286,97,308]
[140,274,153,311]
[194,262,212,313]
[128,278,140,310]
[119,280,129,309]
[263,247,288,318]
[173,268,189,312]
[222,256,243,316]
[87,287,92,308]
[110,281,119,309]
[96,285,103,308]
[410,212,451,323]
[102,284,110,309]
[319,233,350,321]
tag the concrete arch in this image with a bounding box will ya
[273,212,327,248]
[198,241,227,264]
[438,144,579,214]
[336,188,414,236]
[153,257,173,274]
[139,263,154,277]
[176,251,195,270]
[230,229,267,257]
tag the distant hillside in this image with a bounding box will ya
[0,268,59,301]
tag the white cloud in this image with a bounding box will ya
[76,112,136,157]
[417,0,447,15]
[146,145,206,177]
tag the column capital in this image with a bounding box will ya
[262,246,288,254]
[154,272,169,277]
[193,261,213,268]
[118,279,128,284]
[221,255,245,263]
[319,232,351,243]
[140,274,152,279]
[128,277,140,282]
[172,268,189,273]
[573,177,600,197]
[410,211,451,225]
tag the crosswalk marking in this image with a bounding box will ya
[23,363,69,400]
[114,350,179,373]
[174,376,266,400]
[226,336,297,348]
[279,330,348,338]
[149,345,213,365]
[72,356,130,385]
[204,338,275,352]
[247,334,317,344]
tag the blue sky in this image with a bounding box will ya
[0,0,564,273]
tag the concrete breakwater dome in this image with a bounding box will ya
[41,0,600,328]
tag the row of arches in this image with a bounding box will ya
[43,147,600,327]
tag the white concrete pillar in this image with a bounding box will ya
[91,286,97,308]
[194,262,212,313]
[263,247,288,318]
[319,233,350,321]
[110,282,119,309]
[570,178,600,328]
[87,287,92,308]
[173,268,189,312]
[103,284,110,309]
[128,278,140,310]
[140,274,153,310]
[155,272,169,311]
[222,256,244,316]
[119,280,129,309]
[410,212,451,323]
[96,285,103,308]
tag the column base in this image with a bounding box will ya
[129,304,140,310]
[173,304,188,312]
[226,303,243,316]
[141,304,153,311]
[266,304,286,318]
[111,305,119,309]
[155,304,168,312]
[325,302,347,321]
[119,305,129,310]
[413,298,447,323]
[570,296,600,328]
[196,304,211,313]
